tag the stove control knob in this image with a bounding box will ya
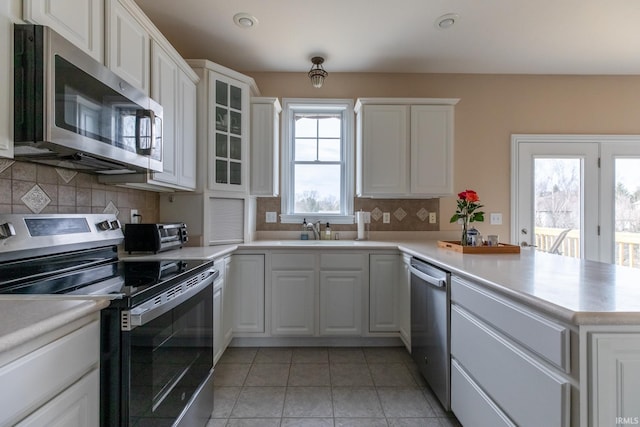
[110,220,121,230]
[97,220,113,231]
[0,222,16,239]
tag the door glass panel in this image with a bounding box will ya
[230,111,241,135]
[614,158,640,268]
[230,136,241,160]
[216,107,228,132]
[230,161,241,185]
[215,81,227,106]
[215,133,227,158]
[216,160,228,184]
[230,85,242,110]
[533,158,581,258]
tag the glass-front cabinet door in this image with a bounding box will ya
[209,72,247,193]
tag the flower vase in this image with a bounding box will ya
[461,220,468,246]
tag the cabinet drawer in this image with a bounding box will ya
[0,320,99,426]
[451,276,569,372]
[451,359,516,427]
[451,306,569,427]
[320,253,365,270]
[272,253,316,270]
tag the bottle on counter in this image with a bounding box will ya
[301,218,309,240]
[325,222,331,240]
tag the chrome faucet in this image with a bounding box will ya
[305,220,321,240]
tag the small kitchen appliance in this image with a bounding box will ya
[124,222,188,253]
[0,214,216,427]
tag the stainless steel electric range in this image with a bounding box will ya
[0,214,217,427]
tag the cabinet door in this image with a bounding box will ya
[213,280,223,364]
[319,271,363,335]
[24,0,104,62]
[106,0,150,94]
[178,70,197,189]
[369,254,399,332]
[209,72,248,194]
[589,333,640,427]
[410,105,454,196]
[399,254,411,349]
[359,105,410,196]
[228,254,264,333]
[150,40,178,184]
[222,256,233,343]
[16,368,99,427]
[250,98,281,196]
[271,270,315,336]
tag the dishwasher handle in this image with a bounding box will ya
[409,265,446,288]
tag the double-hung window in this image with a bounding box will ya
[280,99,354,224]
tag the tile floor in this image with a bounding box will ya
[206,346,462,427]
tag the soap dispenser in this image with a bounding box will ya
[325,222,331,240]
[301,218,309,240]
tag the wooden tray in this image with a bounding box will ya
[437,240,521,254]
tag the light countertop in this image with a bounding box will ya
[123,239,640,325]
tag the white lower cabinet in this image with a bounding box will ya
[450,275,573,427]
[319,270,363,335]
[587,331,640,427]
[398,254,411,349]
[16,368,99,427]
[213,274,224,363]
[228,254,265,333]
[0,317,100,426]
[271,270,315,336]
[369,254,400,332]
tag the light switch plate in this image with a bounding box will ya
[383,212,391,223]
[266,211,277,223]
[490,213,503,225]
[429,212,437,223]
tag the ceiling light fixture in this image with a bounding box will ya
[435,13,459,30]
[308,57,328,88]
[233,13,258,29]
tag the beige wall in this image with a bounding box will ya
[249,71,640,239]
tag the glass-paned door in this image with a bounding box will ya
[211,76,244,189]
[600,142,640,267]
[514,141,599,261]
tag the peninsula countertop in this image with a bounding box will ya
[122,239,640,326]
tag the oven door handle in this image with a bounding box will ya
[121,269,217,330]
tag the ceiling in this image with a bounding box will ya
[133,0,640,75]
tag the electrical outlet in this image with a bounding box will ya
[130,209,139,224]
[383,212,391,224]
[429,212,437,223]
[265,211,277,223]
[490,213,503,225]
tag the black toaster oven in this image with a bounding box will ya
[124,223,188,253]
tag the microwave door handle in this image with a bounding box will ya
[135,109,154,155]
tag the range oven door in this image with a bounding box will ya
[101,280,214,427]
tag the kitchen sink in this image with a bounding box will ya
[275,240,359,245]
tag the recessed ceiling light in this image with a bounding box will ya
[435,13,459,30]
[233,13,258,29]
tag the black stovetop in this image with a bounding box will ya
[0,247,213,306]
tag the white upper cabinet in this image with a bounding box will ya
[105,0,150,94]
[188,60,258,196]
[250,97,281,196]
[23,0,104,62]
[355,98,459,198]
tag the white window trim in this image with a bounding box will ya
[280,98,355,224]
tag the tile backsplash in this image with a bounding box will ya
[256,197,440,232]
[0,159,159,223]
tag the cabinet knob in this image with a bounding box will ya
[0,222,16,239]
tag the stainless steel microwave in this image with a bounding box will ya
[13,24,163,174]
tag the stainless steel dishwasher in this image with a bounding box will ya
[410,257,451,411]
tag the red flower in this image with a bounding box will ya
[451,189,485,224]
